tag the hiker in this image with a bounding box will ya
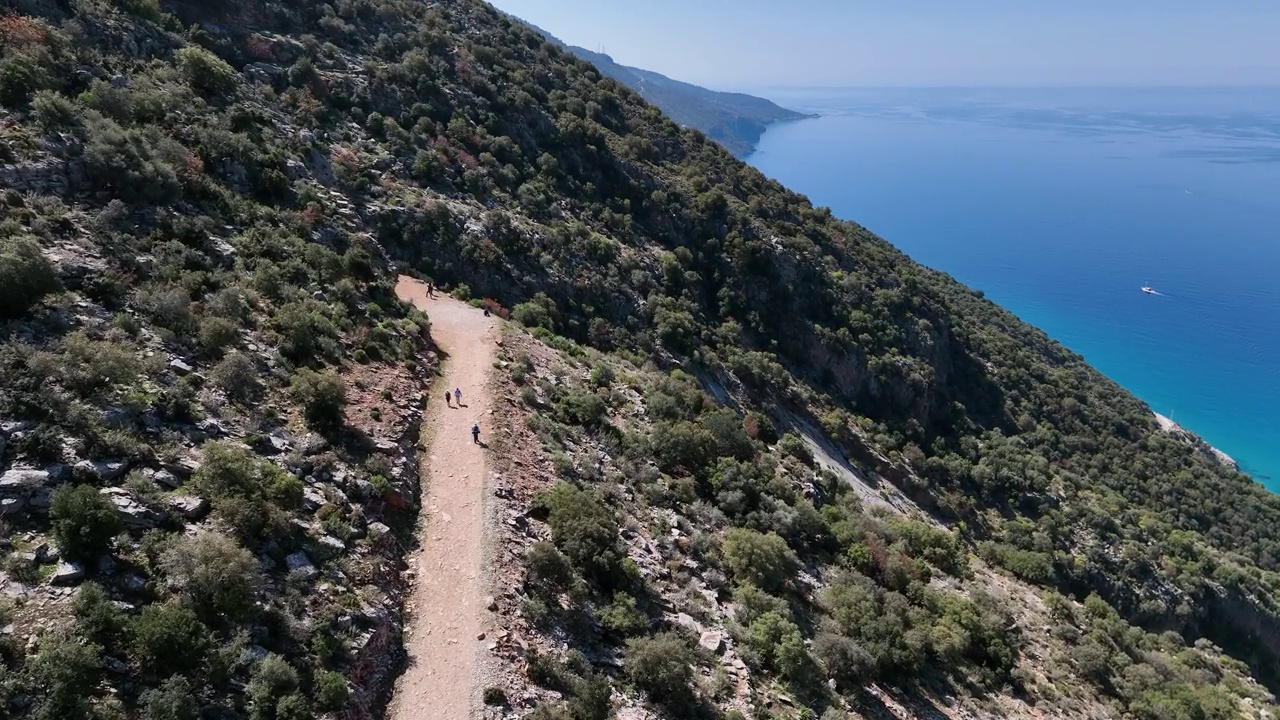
[426,281,435,297]
[454,388,462,405]
[445,391,452,408]
[471,423,481,445]
[483,307,491,317]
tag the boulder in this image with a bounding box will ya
[0,469,50,496]
[285,552,319,580]
[699,630,724,654]
[167,496,209,520]
[169,358,195,375]
[0,498,25,516]
[100,488,165,529]
[50,561,85,586]
[153,469,181,488]
[73,459,130,482]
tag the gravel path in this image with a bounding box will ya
[388,276,498,720]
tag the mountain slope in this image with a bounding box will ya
[1,1,1279,719]
[526,23,811,156]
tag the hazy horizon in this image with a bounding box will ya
[493,0,1280,89]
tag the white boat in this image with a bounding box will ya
[1141,284,1158,295]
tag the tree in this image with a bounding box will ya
[24,634,103,720]
[313,669,349,712]
[176,47,239,96]
[73,582,125,646]
[160,532,263,620]
[49,484,122,562]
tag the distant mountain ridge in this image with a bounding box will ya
[528,25,811,156]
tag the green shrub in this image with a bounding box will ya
[701,409,756,460]
[777,433,814,466]
[598,592,648,637]
[290,367,347,431]
[199,316,240,353]
[249,654,299,720]
[211,351,260,404]
[978,541,1055,585]
[176,47,239,96]
[747,611,808,680]
[525,540,574,596]
[0,53,47,106]
[274,300,341,363]
[141,676,199,720]
[624,632,697,716]
[722,529,798,594]
[513,301,552,329]
[160,532,263,620]
[131,601,211,675]
[49,484,123,562]
[0,235,60,318]
[652,420,716,474]
[312,669,349,712]
[813,632,874,688]
[73,582,125,646]
[83,115,185,204]
[30,90,77,129]
[533,483,623,588]
[24,634,103,720]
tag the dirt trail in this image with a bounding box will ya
[389,276,498,720]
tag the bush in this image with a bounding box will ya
[598,592,649,637]
[30,90,77,129]
[746,611,808,680]
[176,47,240,96]
[49,484,123,562]
[73,582,125,646]
[513,301,552,329]
[722,529,798,594]
[313,669,349,712]
[813,632,874,688]
[0,235,60,318]
[274,300,340,363]
[249,654,299,720]
[141,676,199,720]
[0,52,47,106]
[24,634,103,720]
[211,351,260,404]
[533,483,623,588]
[624,632,697,715]
[83,115,185,204]
[131,601,211,675]
[652,420,717,474]
[199,316,241,353]
[160,532,263,620]
[525,540,574,596]
[290,368,347,431]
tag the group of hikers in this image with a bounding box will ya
[445,387,482,444]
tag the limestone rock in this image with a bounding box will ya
[100,488,165,529]
[51,561,85,586]
[285,552,319,580]
[167,495,209,520]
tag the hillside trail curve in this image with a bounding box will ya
[388,276,498,720]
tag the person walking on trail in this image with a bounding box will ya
[445,391,452,408]
[454,388,462,405]
[471,423,481,445]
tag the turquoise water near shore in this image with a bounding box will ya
[746,87,1280,487]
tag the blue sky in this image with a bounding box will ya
[491,0,1280,89]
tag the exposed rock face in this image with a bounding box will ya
[50,561,85,586]
[99,488,165,530]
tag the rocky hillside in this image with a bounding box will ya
[524,23,811,157]
[1,0,1280,719]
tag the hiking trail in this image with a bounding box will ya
[388,276,498,720]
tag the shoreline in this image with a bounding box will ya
[1153,411,1241,473]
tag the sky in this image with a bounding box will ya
[490,0,1280,89]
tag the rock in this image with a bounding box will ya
[285,552,319,580]
[50,561,85,586]
[97,555,116,574]
[196,418,226,437]
[154,469,181,488]
[123,575,146,592]
[486,595,499,612]
[33,543,57,564]
[163,457,200,480]
[368,522,391,538]
[302,487,326,512]
[73,459,130,482]
[100,488,165,529]
[0,468,50,495]
[169,358,195,375]
[105,656,128,674]
[247,645,270,662]
[167,495,209,520]
[318,535,345,552]
[699,630,724,654]
[0,497,25,516]
[674,612,702,634]
[300,434,329,456]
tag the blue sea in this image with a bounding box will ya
[745,87,1280,488]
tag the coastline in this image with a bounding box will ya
[1153,412,1241,473]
